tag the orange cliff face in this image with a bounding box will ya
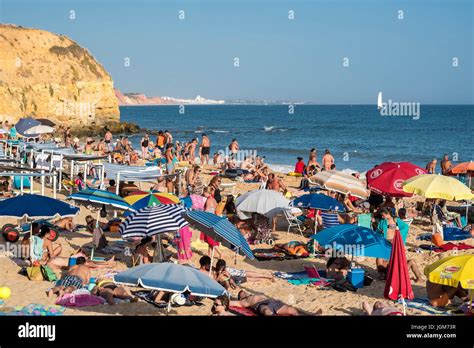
[0,24,120,127]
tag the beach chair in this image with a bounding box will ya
[321,211,340,230]
[402,217,414,226]
[284,209,304,237]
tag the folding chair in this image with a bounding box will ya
[284,209,304,237]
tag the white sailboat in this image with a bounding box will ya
[377,92,383,110]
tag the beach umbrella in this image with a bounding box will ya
[125,191,180,208]
[310,224,392,260]
[449,161,474,175]
[309,170,369,199]
[15,117,41,137]
[119,204,188,239]
[402,174,473,201]
[0,194,79,218]
[36,118,56,127]
[179,196,193,208]
[24,124,54,135]
[367,162,426,197]
[235,189,290,220]
[424,254,474,311]
[424,254,474,290]
[67,188,133,211]
[113,263,226,298]
[292,193,346,212]
[384,230,414,301]
[182,210,255,259]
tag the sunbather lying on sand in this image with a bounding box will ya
[214,259,274,290]
[47,257,90,297]
[91,277,138,305]
[230,290,317,316]
[362,301,404,316]
[426,281,468,307]
[211,295,234,316]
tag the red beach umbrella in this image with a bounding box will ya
[384,230,414,301]
[367,161,426,197]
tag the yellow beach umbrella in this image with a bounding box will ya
[424,254,474,289]
[402,174,473,201]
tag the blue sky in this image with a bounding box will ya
[1,0,472,103]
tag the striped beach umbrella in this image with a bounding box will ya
[125,191,180,208]
[124,191,180,217]
[309,170,369,199]
[119,204,188,239]
[67,188,133,211]
[182,210,255,259]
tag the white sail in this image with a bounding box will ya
[377,92,383,110]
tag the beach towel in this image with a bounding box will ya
[253,249,290,261]
[30,235,44,262]
[132,290,203,308]
[176,225,193,262]
[275,241,310,258]
[55,293,105,307]
[0,304,65,316]
[433,242,474,252]
[274,270,331,287]
[404,298,454,315]
[228,306,258,316]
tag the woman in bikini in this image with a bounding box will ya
[201,186,221,258]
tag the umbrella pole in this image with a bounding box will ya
[209,246,215,277]
[154,235,164,263]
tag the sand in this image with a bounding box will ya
[1,164,472,316]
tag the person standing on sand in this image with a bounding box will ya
[322,149,334,171]
[164,130,173,146]
[440,154,452,175]
[156,131,166,153]
[200,133,211,165]
[426,159,437,174]
[189,138,198,164]
[165,143,174,174]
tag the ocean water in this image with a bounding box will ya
[120,105,473,173]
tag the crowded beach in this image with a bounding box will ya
[0,119,473,317]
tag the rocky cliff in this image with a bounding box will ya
[0,24,119,128]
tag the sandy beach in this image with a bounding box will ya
[1,163,472,317]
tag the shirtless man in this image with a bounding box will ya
[240,156,254,171]
[426,281,468,307]
[426,159,437,174]
[199,256,212,275]
[47,257,90,297]
[322,149,335,171]
[230,290,304,316]
[164,130,173,146]
[185,165,200,195]
[266,173,286,193]
[200,133,211,165]
[440,154,452,175]
[229,139,239,156]
[189,138,198,164]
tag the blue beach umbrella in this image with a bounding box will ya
[0,194,79,218]
[182,210,255,259]
[67,188,133,211]
[119,204,188,239]
[15,117,41,137]
[293,193,346,212]
[113,263,226,298]
[310,224,392,260]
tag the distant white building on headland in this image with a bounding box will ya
[162,95,225,105]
